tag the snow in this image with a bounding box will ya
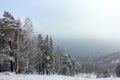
[0,72,120,80]
[75,73,96,78]
[111,59,120,64]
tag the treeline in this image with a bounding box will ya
[0,11,81,76]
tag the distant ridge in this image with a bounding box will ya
[96,52,120,64]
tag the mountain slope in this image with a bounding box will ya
[96,52,120,64]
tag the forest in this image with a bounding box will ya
[0,11,81,76]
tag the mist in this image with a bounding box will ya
[54,36,120,57]
[1,0,120,57]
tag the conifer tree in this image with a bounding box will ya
[37,34,44,74]
[0,11,19,72]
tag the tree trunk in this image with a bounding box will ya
[10,61,13,72]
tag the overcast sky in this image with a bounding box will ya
[1,0,120,41]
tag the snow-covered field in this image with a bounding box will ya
[0,72,120,80]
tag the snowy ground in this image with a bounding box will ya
[0,72,120,80]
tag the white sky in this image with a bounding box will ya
[1,0,120,41]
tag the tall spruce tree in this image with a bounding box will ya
[49,36,55,74]
[41,35,55,75]
[37,34,44,74]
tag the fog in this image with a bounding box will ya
[1,0,120,56]
[54,37,120,57]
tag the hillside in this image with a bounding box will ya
[96,52,120,64]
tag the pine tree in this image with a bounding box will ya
[0,11,19,72]
[50,36,53,49]
[49,36,55,74]
[61,55,70,75]
[43,35,51,75]
[45,35,49,44]
[40,35,56,75]
[37,34,44,74]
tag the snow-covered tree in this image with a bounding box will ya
[37,34,44,74]
[0,11,19,72]
[60,55,70,75]
[16,17,35,74]
[58,52,81,76]
[49,36,56,74]
[17,25,28,73]
[55,47,64,74]
[41,35,55,75]
[116,63,120,77]
[37,34,56,75]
